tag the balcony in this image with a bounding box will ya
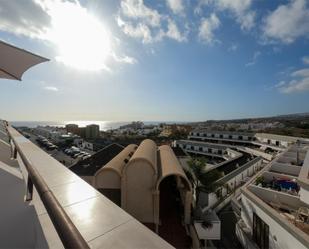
[0,123,173,248]
[194,211,221,240]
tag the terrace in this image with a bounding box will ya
[242,141,309,240]
[0,120,173,248]
[176,140,234,159]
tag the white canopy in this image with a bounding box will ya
[0,40,49,80]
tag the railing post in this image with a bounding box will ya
[25,175,33,201]
[13,147,17,159]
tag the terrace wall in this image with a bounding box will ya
[240,190,308,249]
[202,158,263,210]
[270,162,301,176]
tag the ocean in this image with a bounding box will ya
[11,120,183,131]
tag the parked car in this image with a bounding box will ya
[71,151,82,158]
[82,154,91,160]
[47,144,57,150]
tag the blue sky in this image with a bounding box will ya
[0,0,309,122]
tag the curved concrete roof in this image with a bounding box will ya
[157,145,191,191]
[95,144,137,177]
[129,139,157,173]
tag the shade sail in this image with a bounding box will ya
[0,40,49,81]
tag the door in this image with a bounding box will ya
[253,213,269,249]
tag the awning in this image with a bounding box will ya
[0,40,49,81]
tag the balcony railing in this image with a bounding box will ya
[7,125,89,249]
[5,123,173,249]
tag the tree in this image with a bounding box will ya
[185,158,222,209]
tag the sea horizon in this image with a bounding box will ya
[11,120,189,131]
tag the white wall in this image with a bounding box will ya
[270,162,301,176]
[201,159,262,210]
[240,195,307,249]
[0,163,50,248]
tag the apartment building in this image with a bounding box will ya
[235,142,309,249]
[85,124,100,139]
[65,123,79,134]
[175,139,230,158]
[254,133,300,149]
[189,130,255,144]
[188,129,306,151]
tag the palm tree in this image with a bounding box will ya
[185,158,222,209]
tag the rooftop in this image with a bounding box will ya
[70,143,124,176]
[255,133,305,143]
[191,130,254,136]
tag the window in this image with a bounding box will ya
[267,139,271,144]
[191,146,194,150]
[218,150,222,154]
[229,135,233,139]
[253,213,269,249]
[275,141,279,146]
[220,134,223,138]
[208,148,212,153]
[211,134,215,138]
[239,135,243,140]
[199,147,203,152]
[196,133,200,136]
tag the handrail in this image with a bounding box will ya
[6,124,90,249]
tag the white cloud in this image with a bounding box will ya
[228,44,238,52]
[0,0,50,39]
[275,81,286,88]
[166,0,184,15]
[165,18,187,42]
[112,53,138,64]
[245,51,261,67]
[291,68,309,78]
[279,78,309,93]
[277,67,309,93]
[262,0,309,44]
[117,17,153,43]
[196,0,255,30]
[120,0,161,27]
[198,13,220,44]
[44,86,59,92]
[117,0,187,43]
[0,0,137,71]
[302,56,309,65]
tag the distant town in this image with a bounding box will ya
[15,113,309,167]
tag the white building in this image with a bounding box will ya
[175,139,230,158]
[189,130,255,143]
[254,133,301,149]
[73,138,94,151]
[189,129,309,151]
[235,141,309,249]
